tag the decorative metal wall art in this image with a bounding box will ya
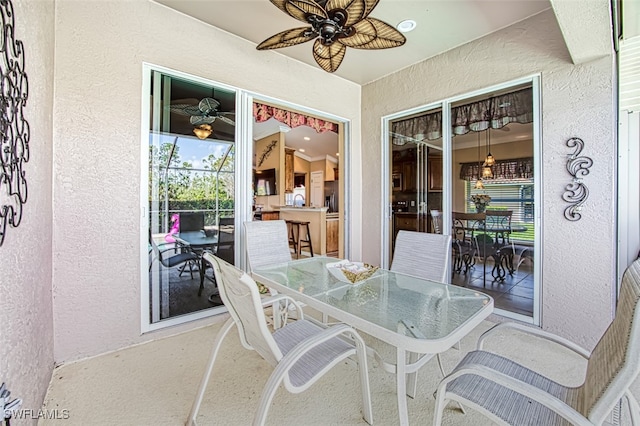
[0,0,30,247]
[256,140,277,168]
[562,137,592,221]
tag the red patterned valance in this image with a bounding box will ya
[253,102,338,134]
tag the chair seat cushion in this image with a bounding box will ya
[446,350,581,426]
[273,320,354,388]
[165,252,198,268]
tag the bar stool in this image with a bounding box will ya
[286,220,314,259]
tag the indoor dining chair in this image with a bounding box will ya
[186,253,373,426]
[433,256,640,426]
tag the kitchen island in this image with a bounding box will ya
[279,207,329,256]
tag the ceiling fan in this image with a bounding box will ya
[169,97,235,126]
[256,0,406,73]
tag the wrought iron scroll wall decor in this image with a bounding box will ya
[0,0,30,247]
[257,140,277,168]
[562,137,592,221]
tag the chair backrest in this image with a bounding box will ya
[579,257,640,422]
[216,224,235,264]
[391,230,452,283]
[485,210,512,231]
[203,252,282,366]
[243,220,292,271]
[149,229,166,266]
[180,212,205,232]
[452,212,485,243]
[430,210,443,234]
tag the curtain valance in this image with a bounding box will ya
[253,102,339,134]
[459,157,534,181]
[392,87,533,145]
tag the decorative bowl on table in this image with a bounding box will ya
[327,260,379,284]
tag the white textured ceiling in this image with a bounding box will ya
[153,0,552,85]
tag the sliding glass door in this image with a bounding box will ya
[384,77,540,324]
[143,65,238,329]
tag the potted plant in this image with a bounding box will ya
[470,194,491,213]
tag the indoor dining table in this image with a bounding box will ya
[252,257,493,425]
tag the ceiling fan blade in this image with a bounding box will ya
[345,18,405,49]
[217,115,236,126]
[190,116,216,125]
[257,27,315,50]
[286,0,327,21]
[327,0,378,26]
[312,39,346,73]
[199,97,220,113]
[168,104,199,116]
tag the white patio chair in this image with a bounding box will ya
[390,231,457,397]
[244,220,297,327]
[391,230,452,283]
[186,253,373,426]
[433,256,640,426]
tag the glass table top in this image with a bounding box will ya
[253,257,493,343]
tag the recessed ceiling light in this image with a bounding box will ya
[299,149,305,152]
[336,153,340,156]
[397,19,416,33]
[303,136,310,141]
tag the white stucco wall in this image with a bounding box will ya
[52,0,361,363]
[361,9,615,349]
[0,0,55,417]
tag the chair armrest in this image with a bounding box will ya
[278,323,365,368]
[260,294,305,321]
[438,361,590,426]
[477,322,590,359]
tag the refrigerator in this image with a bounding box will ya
[324,180,340,213]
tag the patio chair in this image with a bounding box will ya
[391,231,459,392]
[433,257,640,426]
[391,230,451,283]
[186,253,373,426]
[243,220,294,325]
[148,229,198,278]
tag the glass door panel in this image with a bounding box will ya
[146,68,236,325]
[389,109,443,256]
[450,84,535,319]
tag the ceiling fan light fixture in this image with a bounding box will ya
[397,19,417,33]
[193,124,212,140]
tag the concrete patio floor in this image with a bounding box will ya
[40,314,639,425]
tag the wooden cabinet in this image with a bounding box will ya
[284,148,295,193]
[261,211,280,221]
[428,157,443,191]
[326,218,339,254]
[402,161,416,191]
[394,213,419,232]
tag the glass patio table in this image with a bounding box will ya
[252,257,493,425]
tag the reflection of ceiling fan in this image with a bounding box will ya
[169,97,235,126]
[257,0,406,73]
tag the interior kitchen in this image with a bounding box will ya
[252,102,342,257]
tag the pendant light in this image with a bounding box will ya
[193,124,212,140]
[482,128,494,179]
[484,128,495,166]
[474,132,485,189]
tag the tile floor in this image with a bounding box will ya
[451,256,534,316]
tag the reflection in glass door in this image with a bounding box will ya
[145,66,237,328]
[389,110,444,256]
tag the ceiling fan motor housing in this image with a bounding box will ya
[308,9,350,45]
